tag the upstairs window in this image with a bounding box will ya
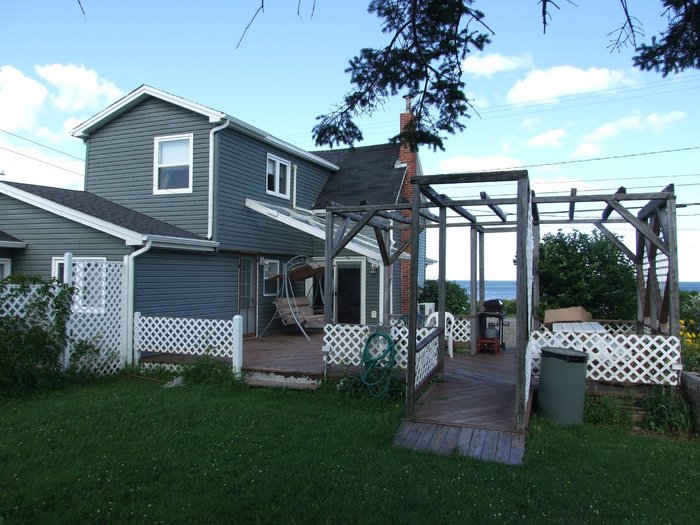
[266,154,290,199]
[154,134,193,194]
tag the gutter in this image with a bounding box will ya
[207,119,231,240]
[123,241,152,366]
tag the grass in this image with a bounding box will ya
[1,377,699,523]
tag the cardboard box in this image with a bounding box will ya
[544,306,592,324]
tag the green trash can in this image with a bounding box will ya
[538,346,588,426]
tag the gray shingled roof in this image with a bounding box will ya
[2,182,203,240]
[311,144,406,209]
[0,229,24,243]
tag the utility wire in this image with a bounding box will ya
[0,146,84,177]
[0,128,84,161]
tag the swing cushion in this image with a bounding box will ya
[275,297,325,327]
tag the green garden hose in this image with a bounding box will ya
[360,332,396,399]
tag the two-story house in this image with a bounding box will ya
[0,85,426,338]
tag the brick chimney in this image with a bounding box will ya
[398,96,417,314]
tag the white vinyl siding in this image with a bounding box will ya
[266,154,290,199]
[154,134,193,194]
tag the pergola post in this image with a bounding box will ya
[478,229,485,304]
[382,229,392,327]
[667,197,680,337]
[437,204,447,374]
[406,179,421,415]
[469,225,479,355]
[515,175,530,431]
[324,211,334,324]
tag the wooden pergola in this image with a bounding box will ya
[323,170,679,430]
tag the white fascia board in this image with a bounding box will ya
[145,235,219,252]
[0,182,144,245]
[72,85,226,138]
[244,198,381,263]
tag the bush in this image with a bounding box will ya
[181,356,240,385]
[418,279,470,315]
[0,275,74,397]
[642,386,694,436]
[584,394,632,429]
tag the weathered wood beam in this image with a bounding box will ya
[331,210,377,258]
[480,191,507,222]
[601,187,626,220]
[388,236,413,265]
[373,227,390,266]
[333,216,350,247]
[666,197,680,336]
[515,176,530,431]
[406,181,422,416]
[531,190,540,224]
[324,211,334,324]
[638,183,674,220]
[420,185,447,207]
[421,185,476,222]
[594,221,637,262]
[413,169,528,185]
[607,200,669,256]
[568,188,577,221]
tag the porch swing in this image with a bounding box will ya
[261,255,325,340]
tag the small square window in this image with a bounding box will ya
[154,134,193,194]
[0,258,11,280]
[263,259,280,296]
[266,154,291,199]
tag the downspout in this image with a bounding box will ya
[207,119,231,240]
[124,241,152,365]
[292,164,298,210]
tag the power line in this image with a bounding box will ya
[0,128,84,161]
[0,146,84,177]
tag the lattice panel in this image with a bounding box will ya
[140,362,185,375]
[414,328,439,388]
[390,325,409,369]
[529,331,681,386]
[0,284,42,317]
[452,316,471,342]
[596,321,636,335]
[66,260,125,375]
[135,314,237,360]
[322,324,370,367]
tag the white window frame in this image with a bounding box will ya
[51,256,107,313]
[153,133,194,195]
[0,258,11,280]
[263,259,280,296]
[265,154,291,199]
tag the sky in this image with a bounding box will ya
[1,1,699,281]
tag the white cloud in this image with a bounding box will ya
[527,129,567,149]
[0,65,48,131]
[572,143,602,159]
[438,154,523,173]
[578,111,687,153]
[35,64,123,112]
[463,53,532,77]
[506,66,634,104]
[0,137,84,189]
[520,116,541,131]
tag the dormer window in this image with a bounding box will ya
[266,154,290,199]
[153,134,193,194]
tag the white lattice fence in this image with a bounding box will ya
[135,313,242,371]
[66,260,125,375]
[452,316,471,342]
[529,330,682,386]
[596,320,636,335]
[323,323,436,375]
[0,285,41,317]
[414,328,439,388]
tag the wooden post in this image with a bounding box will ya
[635,229,645,334]
[666,196,680,337]
[406,180,421,416]
[470,226,479,355]
[324,211,334,324]
[532,224,540,330]
[515,176,530,431]
[437,204,447,374]
[382,230,392,327]
[478,229,485,304]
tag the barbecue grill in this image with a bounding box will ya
[477,299,507,353]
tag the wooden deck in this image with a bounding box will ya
[394,349,527,465]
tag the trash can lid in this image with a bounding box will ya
[541,346,588,363]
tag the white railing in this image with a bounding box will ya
[529,330,682,386]
[134,312,243,372]
[389,313,471,343]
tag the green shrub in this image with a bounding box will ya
[181,356,240,385]
[642,386,694,436]
[0,275,74,397]
[584,394,633,429]
[418,279,470,315]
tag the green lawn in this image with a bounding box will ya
[1,377,699,524]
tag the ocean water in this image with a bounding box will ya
[455,280,700,300]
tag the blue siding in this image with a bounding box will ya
[0,193,130,279]
[85,98,212,236]
[215,129,332,253]
[134,249,237,319]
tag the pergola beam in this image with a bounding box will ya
[568,188,577,221]
[602,187,626,220]
[480,191,507,222]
